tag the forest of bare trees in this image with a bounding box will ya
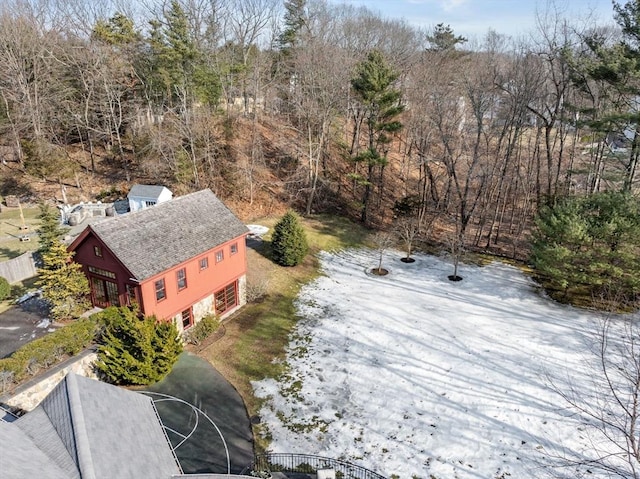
[0,0,637,259]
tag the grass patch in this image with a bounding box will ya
[0,205,40,261]
[199,214,370,452]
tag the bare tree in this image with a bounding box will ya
[550,315,640,478]
[394,217,419,262]
[370,230,394,275]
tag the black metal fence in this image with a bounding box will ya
[243,453,388,479]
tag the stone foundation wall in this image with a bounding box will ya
[238,274,247,307]
[1,349,97,412]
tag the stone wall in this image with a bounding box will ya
[1,349,97,412]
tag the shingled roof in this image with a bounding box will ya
[1,373,181,479]
[84,189,248,281]
[127,184,171,200]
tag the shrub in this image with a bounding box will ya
[37,240,90,320]
[532,191,640,304]
[184,314,219,345]
[0,317,98,389]
[0,277,10,301]
[95,307,182,385]
[271,210,308,267]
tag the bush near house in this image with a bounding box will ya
[95,307,183,386]
[271,210,309,267]
[184,314,219,346]
[0,277,10,301]
[0,317,98,391]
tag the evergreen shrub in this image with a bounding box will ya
[271,210,308,266]
[95,307,183,385]
[0,277,10,301]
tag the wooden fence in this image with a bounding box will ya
[0,252,37,284]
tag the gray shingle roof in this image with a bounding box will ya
[3,373,182,479]
[89,189,248,281]
[127,184,172,200]
[0,421,71,479]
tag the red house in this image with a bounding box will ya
[68,189,249,333]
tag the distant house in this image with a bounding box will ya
[68,189,249,332]
[1,373,182,479]
[127,184,173,212]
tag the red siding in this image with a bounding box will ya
[71,230,247,321]
[71,234,134,308]
[136,237,247,320]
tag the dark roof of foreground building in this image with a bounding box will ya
[71,189,249,281]
[0,373,181,479]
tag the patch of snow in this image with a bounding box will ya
[246,224,269,237]
[36,318,51,329]
[253,249,617,479]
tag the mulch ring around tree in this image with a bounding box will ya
[366,267,390,276]
[400,257,416,263]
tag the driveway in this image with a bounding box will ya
[144,353,254,474]
[0,303,55,359]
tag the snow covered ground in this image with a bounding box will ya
[252,249,620,479]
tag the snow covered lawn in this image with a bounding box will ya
[252,249,610,479]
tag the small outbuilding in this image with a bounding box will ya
[127,184,173,212]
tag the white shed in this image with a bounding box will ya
[127,185,173,212]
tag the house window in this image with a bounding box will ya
[200,257,209,270]
[145,200,156,207]
[181,308,193,329]
[92,277,119,308]
[215,282,237,314]
[230,243,238,255]
[155,279,166,301]
[87,266,116,279]
[215,250,224,263]
[176,268,187,290]
[94,245,102,257]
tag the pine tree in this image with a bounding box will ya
[92,12,141,45]
[351,50,404,224]
[36,240,89,320]
[271,210,309,266]
[96,307,182,385]
[531,192,640,303]
[277,0,307,54]
[426,23,467,52]
[36,203,68,256]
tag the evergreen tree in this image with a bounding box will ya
[277,0,307,54]
[96,307,182,385]
[146,0,219,107]
[92,12,141,45]
[351,50,404,224]
[36,203,67,255]
[570,0,640,191]
[271,210,309,266]
[426,23,467,52]
[36,240,89,320]
[531,191,640,303]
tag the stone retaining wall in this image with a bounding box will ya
[0,349,97,412]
